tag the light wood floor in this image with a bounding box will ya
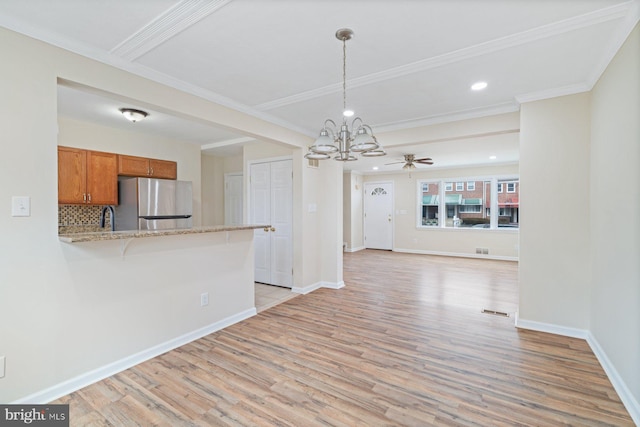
[254,283,297,313]
[54,250,633,426]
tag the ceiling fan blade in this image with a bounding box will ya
[415,158,433,165]
[384,161,406,165]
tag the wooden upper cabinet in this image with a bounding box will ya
[86,150,118,205]
[118,155,177,180]
[58,146,87,204]
[58,146,117,205]
[149,159,177,179]
[117,155,150,177]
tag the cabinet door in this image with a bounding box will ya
[86,150,118,205]
[118,155,149,177]
[149,159,177,179]
[58,146,86,204]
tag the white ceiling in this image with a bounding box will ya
[1,0,637,172]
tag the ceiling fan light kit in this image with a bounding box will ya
[305,28,385,162]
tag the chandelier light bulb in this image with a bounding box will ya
[343,109,354,117]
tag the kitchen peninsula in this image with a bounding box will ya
[46,224,268,403]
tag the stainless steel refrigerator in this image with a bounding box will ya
[114,177,193,231]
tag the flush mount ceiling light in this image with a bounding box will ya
[119,108,148,123]
[471,81,488,91]
[305,28,386,162]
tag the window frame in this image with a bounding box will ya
[416,175,519,231]
[466,181,476,191]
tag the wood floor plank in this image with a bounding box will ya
[52,250,633,426]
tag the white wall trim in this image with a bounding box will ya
[12,307,257,404]
[345,246,365,253]
[514,317,588,339]
[293,281,345,295]
[394,248,518,262]
[516,317,640,425]
[586,332,640,425]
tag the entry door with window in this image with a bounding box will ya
[364,182,393,250]
[250,160,293,287]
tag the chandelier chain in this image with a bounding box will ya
[342,37,347,115]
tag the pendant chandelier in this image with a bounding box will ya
[305,28,386,161]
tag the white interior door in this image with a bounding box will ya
[224,173,243,225]
[364,182,393,250]
[250,160,293,287]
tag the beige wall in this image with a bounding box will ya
[201,153,243,226]
[343,172,364,251]
[519,93,592,328]
[590,23,640,404]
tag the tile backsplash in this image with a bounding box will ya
[58,204,113,234]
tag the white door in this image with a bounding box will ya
[224,173,243,225]
[364,182,393,250]
[250,160,293,287]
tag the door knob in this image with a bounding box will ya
[264,227,269,232]
[270,227,276,232]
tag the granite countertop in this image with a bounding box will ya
[58,224,270,243]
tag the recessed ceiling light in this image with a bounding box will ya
[489,155,497,160]
[372,166,379,170]
[471,81,488,91]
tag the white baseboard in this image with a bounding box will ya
[393,247,518,261]
[516,317,639,425]
[344,246,365,253]
[515,317,588,339]
[586,332,640,425]
[13,308,257,404]
[292,280,345,295]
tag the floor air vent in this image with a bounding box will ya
[482,309,509,317]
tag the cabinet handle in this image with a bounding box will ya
[83,193,86,202]
[270,227,276,232]
[88,193,91,203]
[150,167,154,176]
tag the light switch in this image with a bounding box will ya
[11,196,30,217]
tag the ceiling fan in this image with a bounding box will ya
[386,154,433,170]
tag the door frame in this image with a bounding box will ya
[363,181,394,250]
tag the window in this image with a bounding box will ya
[460,205,481,213]
[419,181,439,227]
[497,178,519,228]
[418,176,519,229]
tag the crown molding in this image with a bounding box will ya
[586,0,640,88]
[255,2,633,112]
[201,136,255,151]
[374,102,520,134]
[515,82,592,104]
[110,0,233,61]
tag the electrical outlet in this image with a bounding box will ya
[0,356,5,378]
[200,293,209,307]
